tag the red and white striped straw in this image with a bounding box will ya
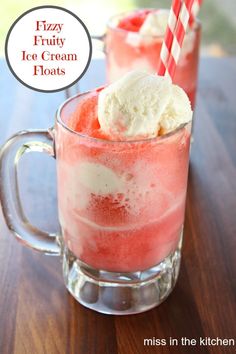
[166,0,195,78]
[189,0,202,27]
[158,0,182,76]
[157,0,195,80]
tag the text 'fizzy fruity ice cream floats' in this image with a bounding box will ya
[105,9,201,107]
[56,70,193,273]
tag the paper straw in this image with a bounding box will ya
[167,0,195,78]
[189,0,203,27]
[158,0,195,80]
[158,0,182,76]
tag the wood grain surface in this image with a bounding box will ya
[0,57,235,354]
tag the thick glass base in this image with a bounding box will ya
[62,238,182,315]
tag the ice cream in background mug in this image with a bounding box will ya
[93,8,201,108]
[0,71,192,315]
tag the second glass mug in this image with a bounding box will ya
[0,91,191,315]
[93,9,201,108]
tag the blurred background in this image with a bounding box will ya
[1,0,236,57]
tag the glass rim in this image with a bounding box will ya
[56,90,191,145]
[107,8,201,39]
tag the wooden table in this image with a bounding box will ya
[0,57,236,354]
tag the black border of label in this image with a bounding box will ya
[5,5,93,93]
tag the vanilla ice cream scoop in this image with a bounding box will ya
[139,10,195,58]
[139,10,169,37]
[98,70,192,140]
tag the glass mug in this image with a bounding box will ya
[0,91,191,315]
[94,9,201,108]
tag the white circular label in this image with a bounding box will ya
[5,6,92,92]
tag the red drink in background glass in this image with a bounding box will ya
[105,9,201,108]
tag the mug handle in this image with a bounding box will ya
[91,34,106,53]
[0,129,60,255]
[64,34,106,99]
